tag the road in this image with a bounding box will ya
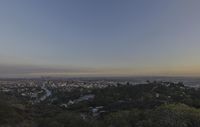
[40,82,52,101]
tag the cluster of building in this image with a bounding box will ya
[0,78,133,103]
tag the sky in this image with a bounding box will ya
[0,0,200,78]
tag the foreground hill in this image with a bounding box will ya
[0,81,200,127]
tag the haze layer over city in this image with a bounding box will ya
[1,0,200,78]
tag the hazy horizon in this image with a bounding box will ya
[1,0,200,77]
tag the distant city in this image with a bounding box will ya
[0,76,200,105]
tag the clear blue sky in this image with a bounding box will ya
[0,0,200,77]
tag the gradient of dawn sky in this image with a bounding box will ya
[0,0,200,77]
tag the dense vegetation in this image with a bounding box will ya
[1,81,200,127]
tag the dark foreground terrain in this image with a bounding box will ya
[1,80,200,127]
